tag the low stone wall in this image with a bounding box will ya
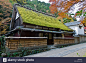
[54,37,75,46]
[5,37,47,50]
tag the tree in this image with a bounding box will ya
[0,18,11,35]
[0,0,12,21]
[49,0,84,13]
[23,0,50,13]
[49,0,86,23]
[12,0,27,5]
[0,0,12,35]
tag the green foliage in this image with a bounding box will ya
[11,0,50,13]
[0,38,2,42]
[55,12,59,17]
[77,53,78,55]
[83,12,86,17]
[77,53,86,57]
[9,0,16,5]
[72,17,77,21]
[76,10,83,16]
[7,52,10,57]
[17,7,72,31]
[12,0,27,5]
[77,53,80,56]
[0,35,6,53]
[62,46,63,48]
[25,0,50,13]
[0,36,6,57]
[63,18,72,23]
[6,48,50,57]
[83,53,86,57]
[13,52,19,57]
[24,5,36,10]
[0,0,12,21]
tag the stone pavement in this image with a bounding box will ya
[25,43,86,57]
[63,48,86,57]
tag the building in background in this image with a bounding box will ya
[84,27,86,34]
[65,21,84,35]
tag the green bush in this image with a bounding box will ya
[7,48,50,57]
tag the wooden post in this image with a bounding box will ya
[19,38,20,48]
[24,41,25,47]
[10,39,11,49]
[62,33,64,38]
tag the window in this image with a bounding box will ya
[79,25,82,29]
[15,12,19,20]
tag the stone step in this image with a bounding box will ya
[47,45,57,49]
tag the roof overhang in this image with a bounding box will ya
[5,26,75,36]
[20,28,63,33]
[5,37,47,39]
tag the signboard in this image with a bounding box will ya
[0,57,86,63]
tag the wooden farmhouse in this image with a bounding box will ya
[5,4,75,50]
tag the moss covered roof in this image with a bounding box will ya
[17,6,72,31]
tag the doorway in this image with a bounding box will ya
[47,33,54,45]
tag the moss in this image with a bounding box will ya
[17,6,72,31]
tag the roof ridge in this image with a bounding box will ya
[14,3,56,18]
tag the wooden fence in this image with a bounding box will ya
[5,35,86,50]
[54,37,75,46]
[5,37,47,50]
[74,36,80,43]
[79,35,86,42]
[74,35,86,43]
[54,35,86,47]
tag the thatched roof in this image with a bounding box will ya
[14,4,72,31]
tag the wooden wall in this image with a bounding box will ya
[5,35,86,50]
[54,37,74,46]
[74,37,80,43]
[79,35,86,43]
[6,38,47,50]
[23,23,58,31]
[20,31,39,37]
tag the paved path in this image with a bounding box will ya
[25,43,86,57]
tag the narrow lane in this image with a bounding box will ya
[25,43,86,57]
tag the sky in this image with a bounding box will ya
[38,0,49,3]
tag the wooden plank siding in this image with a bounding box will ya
[23,23,59,31]
[5,38,47,50]
[54,37,74,46]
